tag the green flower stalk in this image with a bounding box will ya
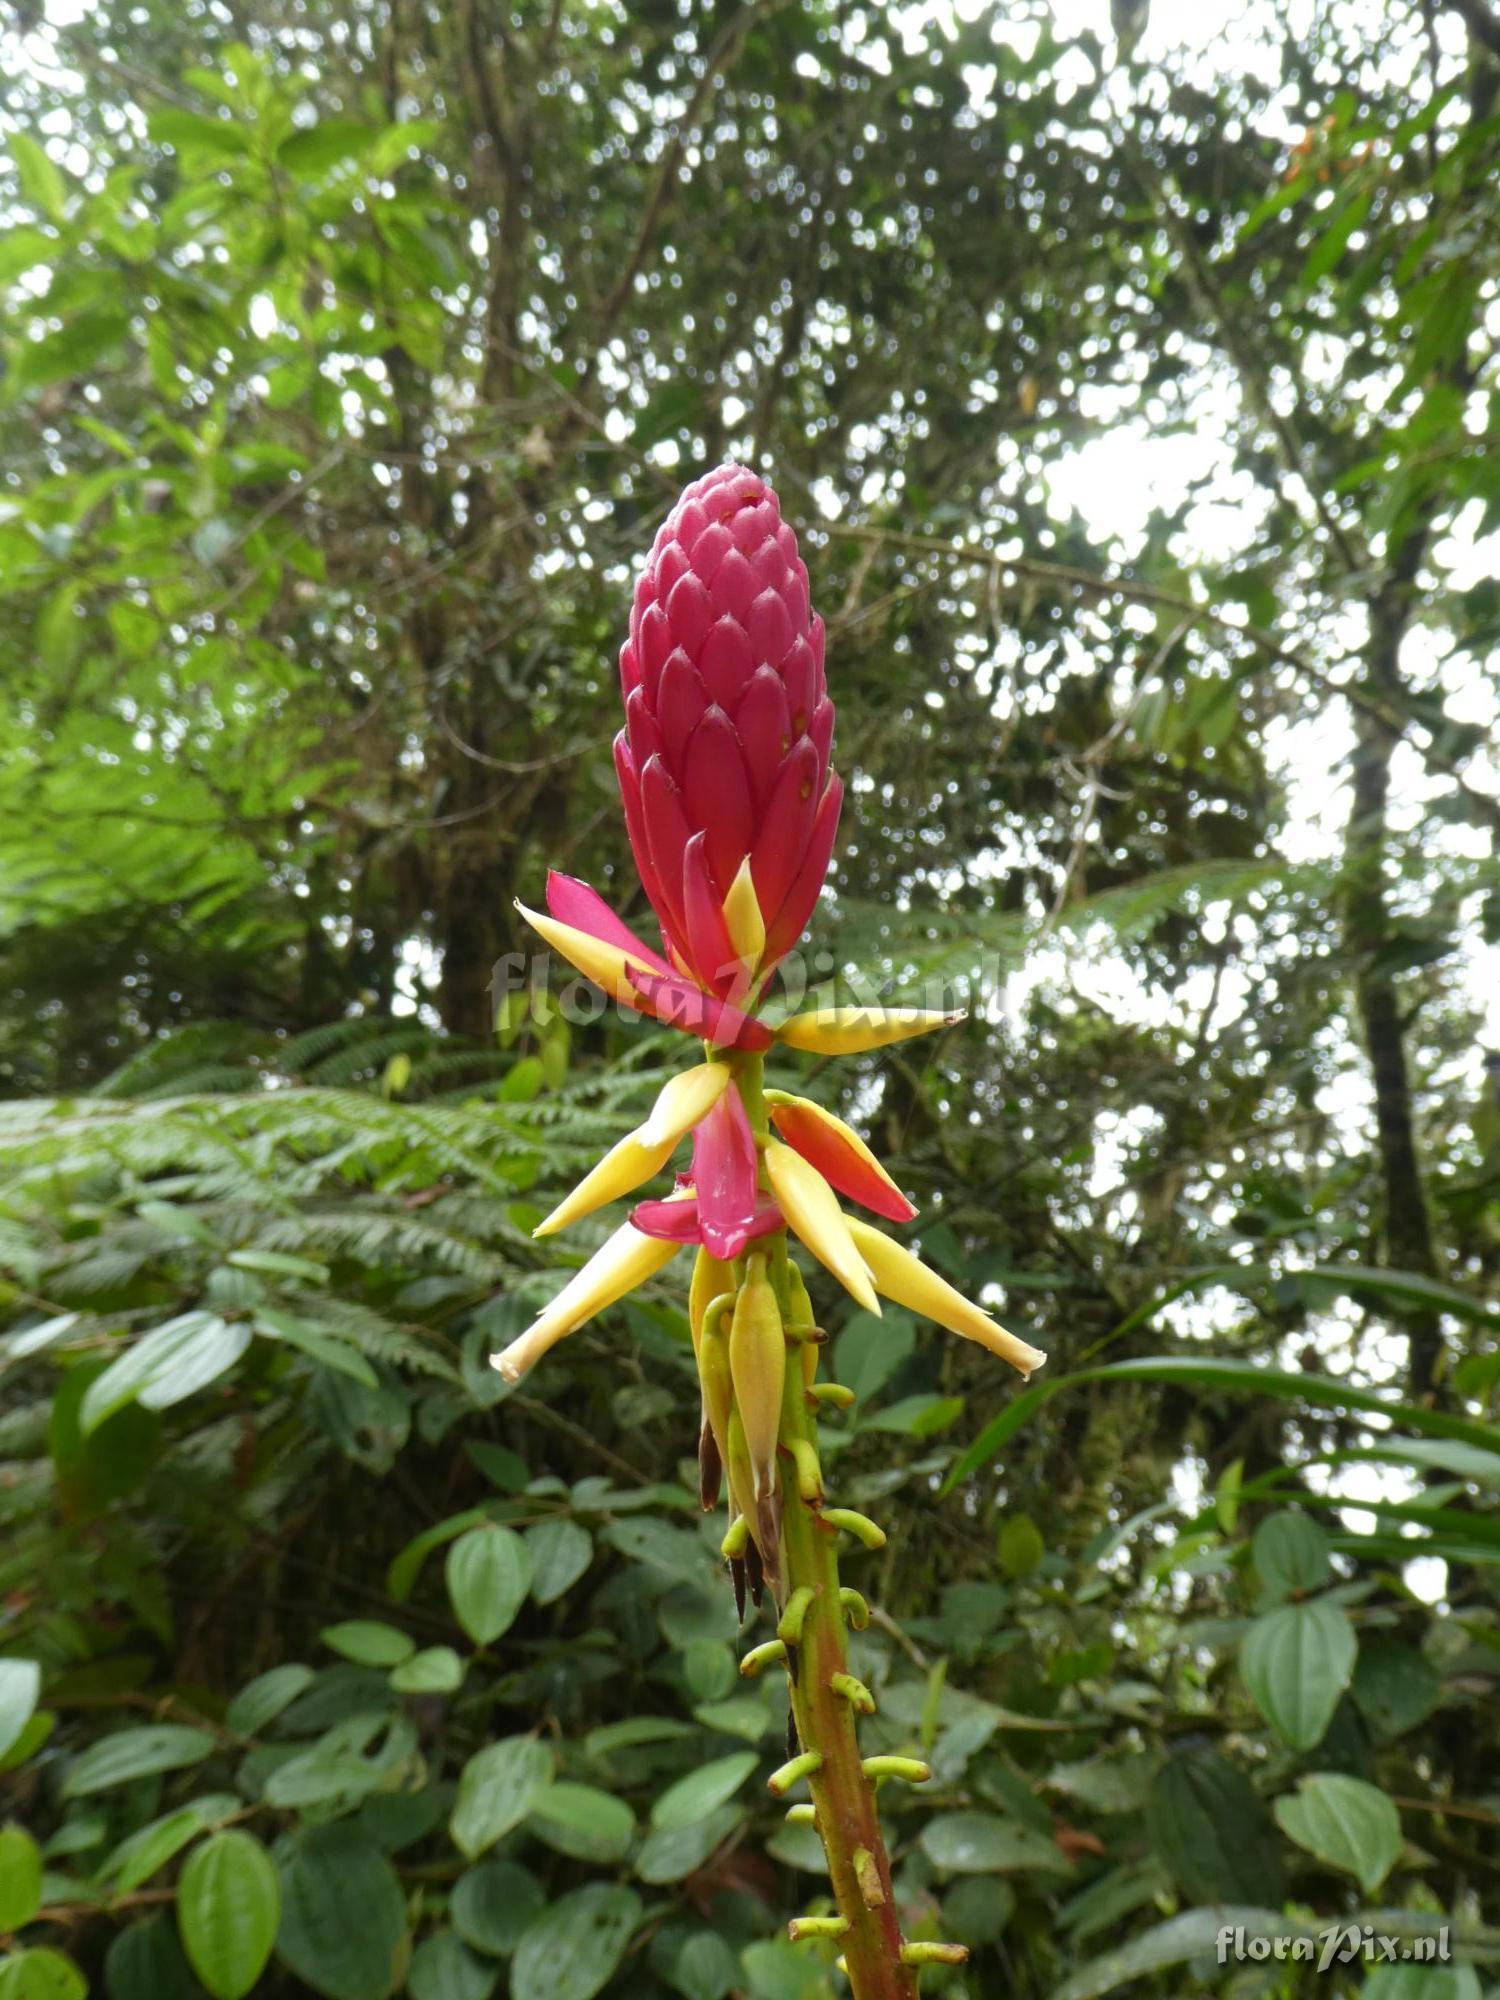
[495,465,1045,1995]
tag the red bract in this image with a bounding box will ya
[615,463,841,994]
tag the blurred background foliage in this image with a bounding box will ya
[2,0,1500,1995]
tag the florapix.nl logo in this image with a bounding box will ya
[1216,1924,1452,1973]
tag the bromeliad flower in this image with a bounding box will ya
[498,465,1045,1999]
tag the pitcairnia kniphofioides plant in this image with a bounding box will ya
[495,464,1045,1997]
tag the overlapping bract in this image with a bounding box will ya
[496,465,1045,1410]
[615,461,841,996]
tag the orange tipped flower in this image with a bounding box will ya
[767,1091,916,1223]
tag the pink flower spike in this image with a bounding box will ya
[691,1087,764,1259]
[631,1190,784,1248]
[544,872,672,974]
[625,966,773,1052]
[682,831,746,999]
[763,771,844,967]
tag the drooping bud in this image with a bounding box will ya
[725,1255,785,1579]
[728,1254,786,1504]
[614,465,841,993]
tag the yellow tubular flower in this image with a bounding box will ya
[846,1218,1046,1379]
[776,1004,964,1056]
[514,900,658,1010]
[727,1255,786,1501]
[492,1223,681,1381]
[722,855,767,975]
[534,1063,730,1237]
[763,1141,880,1315]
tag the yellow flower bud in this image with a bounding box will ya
[722,854,767,975]
[728,1254,785,1502]
[534,1063,730,1236]
[491,1223,681,1380]
[775,1005,962,1055]
[846,1218,1046,1378]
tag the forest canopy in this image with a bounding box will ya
[1,0,1500,1996]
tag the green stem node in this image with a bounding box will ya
[788,1436,824,1502]
[767,1749,824,1796]
[777,1586,816,1644]
[721,1514,750,1560]
[823,1508,888,1550]
[830,1672,877,1714]
[839,1587,871,1629]
[861,1756,931,1784]
[740,1639,788,1678]
[789,1916,850,1942]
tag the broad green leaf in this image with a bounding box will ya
[446,1525,532,1645]
[650,1751,758,1833]
[104,1795,240,1892]
[0,1951,87,2000]
[177,1831,281,2000]
[407,1933,497,2000]
[1145,1747,1283,1906]
[943,1355,1500,1497]
[254,1310,378,1386]
[1240,1599,1357,1750]
[1362,1970,1482,2000]
[80,1313,249,1432]
[278,121,374,176]
[601,1517,711,1582]
[998,1515,1045,1578]
[585,1716,695,1759]
[1273,1773,1401,1894]
[1351,1642,1441,1740]
[634,1805,743,1884]
[739,1939,826,2000]
[228,1249,328,1283]
[320,1621,414,1667]
[510,1884,642,2000]
[1252,1511,1331,1598]
[104,1914,200,2000]
[449,1736,553,1859]
[919,1812,1071,1875]
[654,1929,741,2000]
[525,1518,592,1604]
[147,108,251,157]
[11,134,66,220]
[387,1508,491,1603]
[390,1647,463,1694]
[0,1825,42,1930]
[275,1824,407,2000]
[451,1860,545,1957]
[1051,1908,1297,2000]
[226,1664,314,1736]
[833,1308,915,1405]
[860,1392,964,1437]
[0,1661,40,1762]
[527,1782,634,1863]
[0,227,55,285]
[62,1724,216,1798]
